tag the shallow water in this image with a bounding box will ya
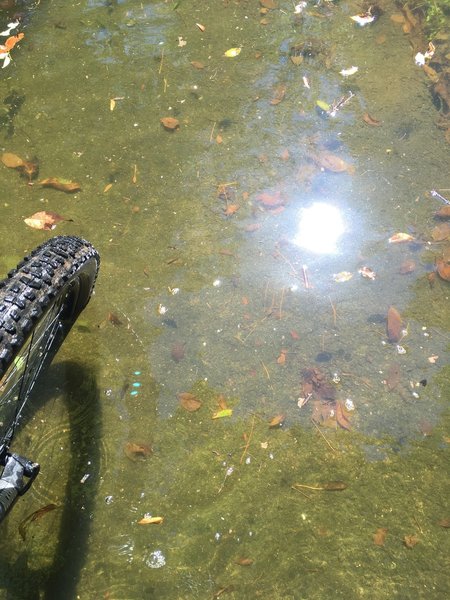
[0,1,449,598]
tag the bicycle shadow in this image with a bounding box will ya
[0,360,101,600]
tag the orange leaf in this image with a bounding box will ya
[1,152,24,168]
[24,211,67,230]
[373,527,388,546]
[257,191,283,207]
[160,117,180,130]
[336,401,351,430]
[223,204,239,216]
[268,414,285,428]
[276,350,287,365]
[40,177,81,193]
[178,392,202,412]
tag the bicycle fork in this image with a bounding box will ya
[0,453,40,521]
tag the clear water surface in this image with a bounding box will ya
[0,1,449,598]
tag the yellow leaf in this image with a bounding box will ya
[224,47,241,58]
[212,408,233,419]
[138,516,164,525]
[388,232,415,244]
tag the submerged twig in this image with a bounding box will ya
[311,418,337,452]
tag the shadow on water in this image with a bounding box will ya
[0,360,100,600]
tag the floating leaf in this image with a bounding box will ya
[178,392,202,412]
[268,413,285,428]
[387,306,403,343]
[40,177,81,193]
[224,47,241,58]
[24,210,67,230]
[212,408,233,419]
[124,442,152,461]
[138,516,164,525]
[388,232,414,243]
[373,527,388,546]
[160,117,180,130]
[1,152,24,168]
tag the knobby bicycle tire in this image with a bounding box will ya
[0,236,99,514]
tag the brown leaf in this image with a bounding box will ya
[1,152,25,168]
[171,341,185,362]
[124,442,152,461]
[435,206,450,219]
[260,0,277,7]
[362,112,382,126]
[311,151,355,174]
[270,84,286,105]
[19,503,58,541]
[217,394,229,410]
[385,363,401,391]
[191,61,205,69]
[178,392,202,412]
[438,518,450,528]
[160,117,180,131]
[399,260,416,274]
[24,210,67,230]
[257,191,283,207]
[436,258,450,281]
[403,534,419,548]
[431,223,450,241]
[223,204,239,216]
[387,306,403,342]
[373,527,388,546]
[336,401,351,430]
[235,557,254,566]
[276,350,287,364]
[268,413,285,428]
[40,177,81,192]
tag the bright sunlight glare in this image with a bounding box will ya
[293,202,345,254]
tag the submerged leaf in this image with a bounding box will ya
[373,527,388,546]
[212,408,233,419]
[124,442,152,461]
[40,177,81,192]
[268,413,285,428]
[24,210,67,230]
[160,117,180,130]
[19,503,58,541]
[178,392,202,412]
[387,306,403,342]
[224,47,241,57]
[138,515,164,525]
[1,152,24,168]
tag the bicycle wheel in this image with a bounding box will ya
[0,236,99,519]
